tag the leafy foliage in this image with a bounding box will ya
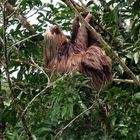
[0,0,140,139]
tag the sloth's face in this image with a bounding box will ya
[45,25,67,48]
[50,25,61,35]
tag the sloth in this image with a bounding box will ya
[43,13,112,89]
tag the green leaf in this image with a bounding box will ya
[126,51,133,59]
[132,92,140,100]
[133,52,140,64]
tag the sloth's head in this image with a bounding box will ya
[44,25,67,48]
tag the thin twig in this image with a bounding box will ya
[0,36,4,46]
[113,78,135,84]
[11,32,43,47]
[53,103,95,140]
[26,8,39,19]
[30,57,51,85]
[21,73,69,117]
[10,59,37,67]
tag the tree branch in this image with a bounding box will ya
[0,72,5,140]
[7,0,24,19]
[54,103,95,140]
[1,1,33,139]
[63,0,140,86]
[11,32,43,47]
[62,0,123,50]
[21,72,69,117]
[6,2,33,30]
[113,78,135,84]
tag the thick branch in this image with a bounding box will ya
[0,72,5,140]
[6,3,33,30]
[63,0,140,86]
[62,0,123,50]
[1,1,33,139]
[21,117,33,140]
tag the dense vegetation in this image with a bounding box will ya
[0,0,140,139]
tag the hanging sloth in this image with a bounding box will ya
[43,13,112,89]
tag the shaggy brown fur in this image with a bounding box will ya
[43,13,112,89]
